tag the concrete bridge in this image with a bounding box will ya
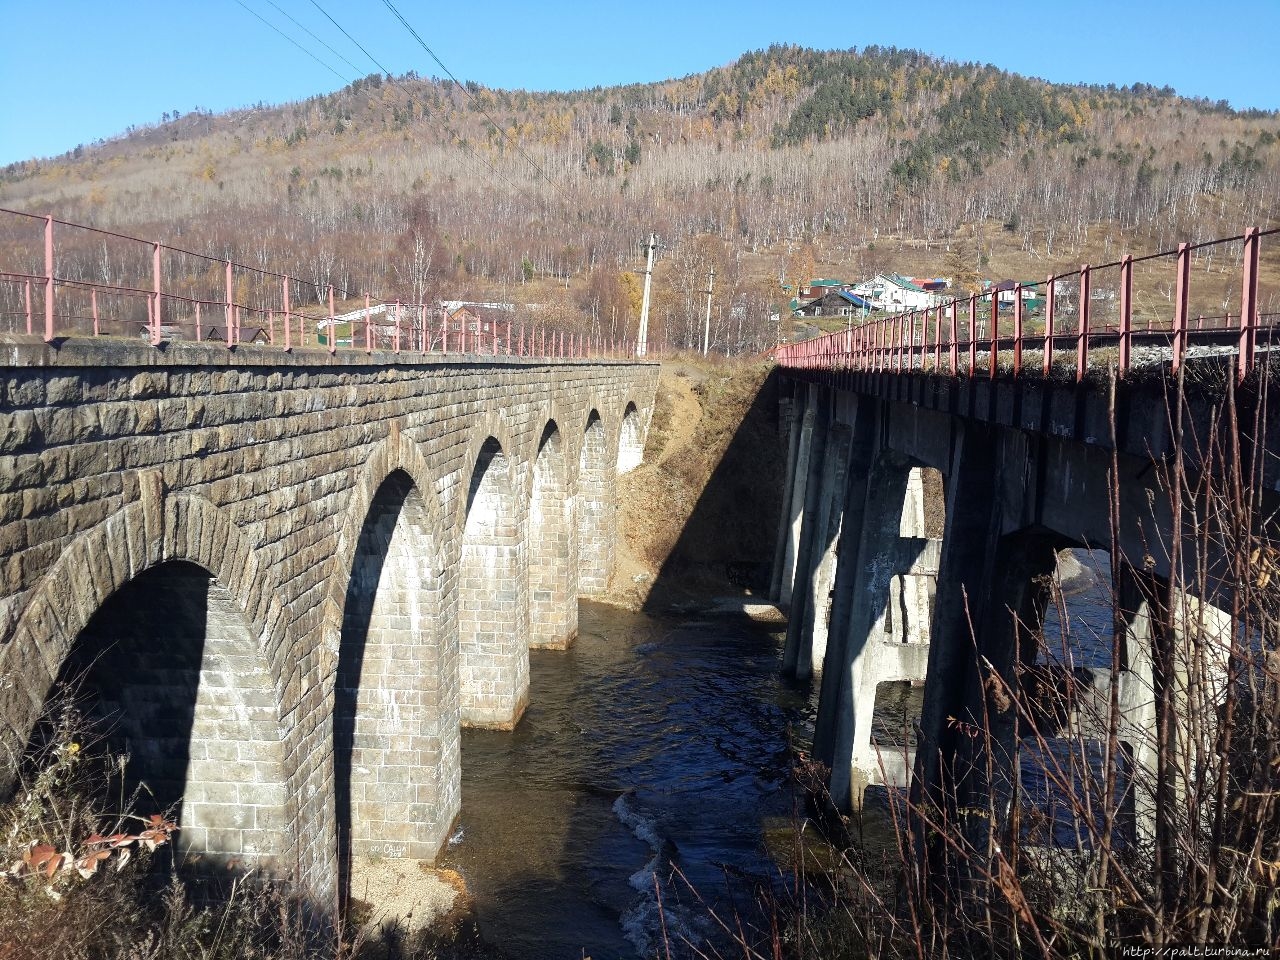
[0,334,657,903]
[768,228,1279,867]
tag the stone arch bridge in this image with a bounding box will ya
[0,336,658,903]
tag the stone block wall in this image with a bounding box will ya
[528,424,578,649]
[0,336,658,906]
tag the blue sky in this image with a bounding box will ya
[2,0,1278,165]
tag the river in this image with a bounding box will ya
[438,600,814,960]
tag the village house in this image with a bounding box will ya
[849,274,939,313]
[795,288,874,319]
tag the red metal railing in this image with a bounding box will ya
[772,227,1279,384]
[0,208,646,361]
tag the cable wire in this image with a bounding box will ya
[378,0,564,196]
[301,0,526,193]
[307,0,395,77]
[231,0,353,84]
[260,0,366,77]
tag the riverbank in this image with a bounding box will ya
[603,357,784,613]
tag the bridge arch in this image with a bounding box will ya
[528,419,578,649]
[576,409,616,595]
[617,401,645,474]
[2,495,295,877]
[327,430,458,873]
[457,433,529,728]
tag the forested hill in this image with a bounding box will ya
[2,45,1277,351]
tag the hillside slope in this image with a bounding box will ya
[2,46,1277,351]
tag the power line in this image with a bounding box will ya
[231,0,353,85]
[378,0,564,197]
[306,0,394,78]
[260,0,366,77]
[298,0,526,193]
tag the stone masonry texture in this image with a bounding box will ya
[0,336,657,908]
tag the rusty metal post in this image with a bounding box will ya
[968,295,977,376]
[365,294,372,353]
[151,242,162,345]
[394,300,401,353]
[989,292,998,379]
[225,260,234,345]
[948,301,959,374]
[44,216,55,341]
[328,285,336,355]
[24,279,32,335]
[92,288,100,336]
[1239,227,1260,382]
[282,276,291,350]
[1118,255,1133,376]
[1013,285,1024,376]
[1043,274,1056,376]
[936,308,947,371]
[1076,265,1091,382]
[1172,243,1189,375]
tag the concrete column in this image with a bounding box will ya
[953,530,1059,865]
[769,395,800,601]
[773,385,818,606]
[1111,564,1160,845]
[914,423,1005,815]
[782,390,833,674]
[800,418,854,675]
[824,452,928,809]
[812,396,878,769]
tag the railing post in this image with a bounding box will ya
[442,312,449,354]
[151,242,162,345]
[328,285,336,355]
[394,300,401,353]
[1172,244,1189,375]
[989,292,998,379]
[968,295,977,376]
[225,260,236,347]
[506,320,513,356]
[1118,256,1133,376]
[1013,285,1023,376]
[1043,274,1055,376]
[44,216,55,341]
[283,276,291,351]
[1239,226,1260,382]
[365,294,372,353]
[24,279,32,335]
[193,300,200,342]
[932,305,942,371]
[92,288,100,336]
[948,301,959,375]
[1076,264,1091,382]
[421,305,428,354]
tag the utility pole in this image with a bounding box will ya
[702,265,714,356]
[637,233,655,358]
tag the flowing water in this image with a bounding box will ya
[438,601,815,960]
